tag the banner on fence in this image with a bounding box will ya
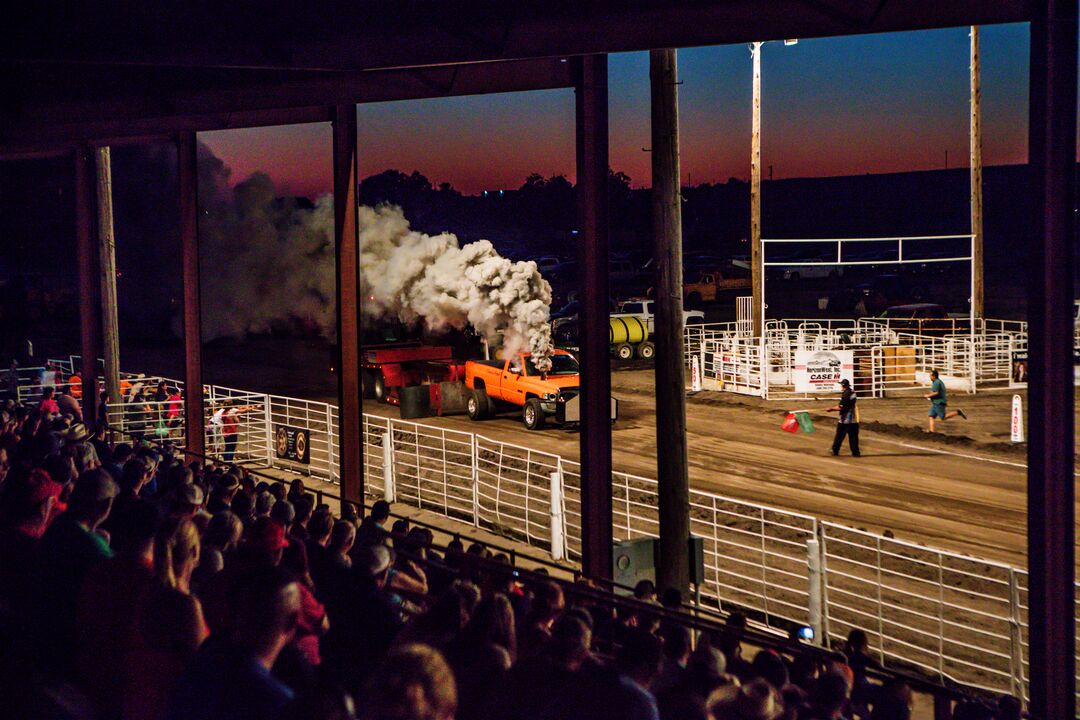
[274,426,310,464]
[1010,349,1080,387]
[793,350,854,393]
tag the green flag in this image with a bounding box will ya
[795,411,814,433]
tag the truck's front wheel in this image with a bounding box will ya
[373,372,389,403]
[615,343,634,360]
[523,398,546,430]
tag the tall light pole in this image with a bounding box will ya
[970,26,984,323]
[750,39,795,338]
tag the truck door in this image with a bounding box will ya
[504,355,527,404]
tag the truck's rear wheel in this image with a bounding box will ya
[361,369,375,399]
[615,343,634,360]
[636,341,655,359]
[523,398,546,430]
[373,372,389,403]
[467,389,490,420]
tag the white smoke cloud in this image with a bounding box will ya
[358,204,553,370]
[194,147,554,370]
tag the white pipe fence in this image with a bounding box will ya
[23,358,1074,705]
[684,318,1030,400]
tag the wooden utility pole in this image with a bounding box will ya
[332,105,364,507]
[650,48,690,595]
[750,42,763,337]
[75,147,101,427]
[95,147,121,430]
[177,133,206,462]
[575,55,614,581]
[970,26,984,321]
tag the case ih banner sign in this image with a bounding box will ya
[793,350,854,393]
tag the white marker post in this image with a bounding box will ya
[691,355,702,393]
[1010,394,1024,443]
[549,470,565,561]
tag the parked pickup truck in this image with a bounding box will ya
[465,349,618,430]
[613,298,704,334]
[683,269,751,305]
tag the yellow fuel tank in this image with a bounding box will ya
[609,316,649,345]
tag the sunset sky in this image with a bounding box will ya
[201,23,1033,198]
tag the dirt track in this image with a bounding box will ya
[361,369,1077,569]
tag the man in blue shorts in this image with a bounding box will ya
[924,369,966,432]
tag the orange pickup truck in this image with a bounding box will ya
[465,349,617,430]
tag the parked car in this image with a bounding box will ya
[781,265,842,281]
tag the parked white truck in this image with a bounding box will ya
[612,299,705,334]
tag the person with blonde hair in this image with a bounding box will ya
[362,643,457,720]
[123,515,209,720]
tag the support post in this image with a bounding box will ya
[550,470,565,561]
[806,537,823,646]
[650,48,690,594]
[177,133,206,461]
[74,147,101,427]
[95,147,122,431]
[333,105,364,508]
[970,26,984,323]
[750,42,763,338]
[1026,3,1077,720]
[574,54,613,580]
[382,431,395,503]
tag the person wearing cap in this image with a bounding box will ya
[29,468,118,678]
[826,378,860,457]
[0,467,63,623]
[924,368,967,433]
[170,482,206,517]
[322,543,402,688]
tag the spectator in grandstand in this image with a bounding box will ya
[123,515,208,720]
[357,498,391,546]
[154,381,170,403]
[323,544,403,694]
[287,478,307,505]
[715,626,754,682]
[291,493,315,542]
[77,498,158,720]
[361,643,457,720]
[924,369,967,433]
[751,649,789,693]
[826,378,860,457]
[57,387,82,419]
[994,695,1021,720]
[867,679,912,720]
[633,579,658,603]
[39,386,60,416]
[709,679,783,720]
[194,510,244,591]
[29,467,118,677]
[329,516,356,571]
[167,565,301,720]
[804,670,852,720]
[600,627,663,720]
[448,592,517,718]
[653,623,692,696]
[207,472,240,514]
[0,467,62,627]
[519,579,565,658]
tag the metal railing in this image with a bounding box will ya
[26,358,1068,706]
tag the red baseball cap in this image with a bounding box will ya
[251,517,289,552]
[12,468,63,507]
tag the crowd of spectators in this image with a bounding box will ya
[0,387,1026,720]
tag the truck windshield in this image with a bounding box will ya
[527,354,579,376]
